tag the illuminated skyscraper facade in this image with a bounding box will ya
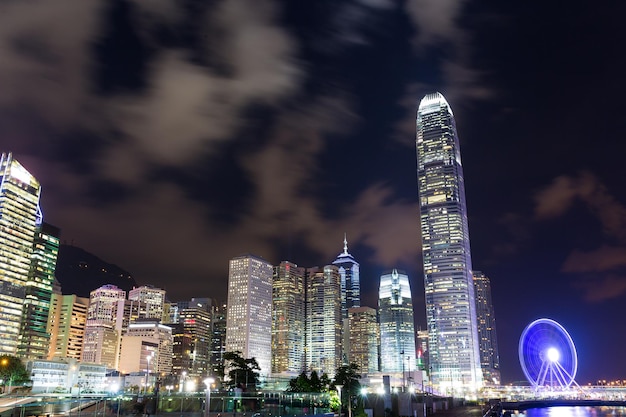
[347,306,379,375]
[378,269,415,374]
[47,294,89,360]
[332,235,360,320]
[306,265,342,377]
[128,285,166,320]
[272,261,305,375]
[0,153,42,355]
[416,92,482,389]
[472,271,500,385]
[225,254,273,378]
[18,222,60,359]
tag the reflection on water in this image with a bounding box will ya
[518,407,626,417]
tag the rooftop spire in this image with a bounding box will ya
[343,233,348,255]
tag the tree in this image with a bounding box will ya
[0,355,29,393]
[222,351,260,390]
[287,370,333,393]
[333,364,362,417]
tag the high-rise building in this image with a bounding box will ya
[416,92,483,390]
[272,261,305,375]
[0,153,42,355]
[82,284,126,368]
[332,235,360,320]
[172,299,213,377]
[347,306,379,375]
[306,265,342,377]
[128,285,166,320]
[225,254,273,378]
[47,293,89,361]
[18,222,61,359]
[378,269,415,374]
[210,302,227,377]
[472,271,500,385]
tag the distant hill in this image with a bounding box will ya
[55,244,137,297]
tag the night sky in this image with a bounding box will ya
[2,0,626,384]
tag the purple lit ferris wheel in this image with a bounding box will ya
[519,318,578,390]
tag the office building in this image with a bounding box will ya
[172,299,212,377]
[306,265,342,377]
[82,284,126,368]
[47,293,89,361]
[347,306,379,375]
[18,222,61,359]
[210,302,227,377]
[472,271,501,385]
[378,269,415,374]
[332,235,360,320]
[128,285,166,320]
[416,92,483,389]
[272,261,305,375]
[0,153,42,355]
[124,321,173,375]
[225,254,273,378]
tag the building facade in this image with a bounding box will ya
[472,271,501,385]
[347,306,379,375]
[18,222,61,359]
[172,299,213,377]
[306,265,342,377]
[225,254,273,378]
[47,294,89,361]
[0,153,42,355]
[416,92,483,390]
[378,269,415,374]
[128,285,166,320]
[332,235,360,320]
[272,261,305,375]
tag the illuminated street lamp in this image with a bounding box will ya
[336,385,343,417]
[203,377,215,417]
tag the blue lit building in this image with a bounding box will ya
[378,269,415,375]
[416,93,483,390]
[332,235,360,320]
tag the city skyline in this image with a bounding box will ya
[1,0,625,384]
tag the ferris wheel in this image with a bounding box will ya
[518,318,578,390]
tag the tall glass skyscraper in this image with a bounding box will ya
[378,269,415,374]
[306,265,342,378]
[332,235,360,320]
[272,261,305,375]
[472,271,500,385]
[0,153,42,355]
[18,222,61,359]
[416,93,483,390]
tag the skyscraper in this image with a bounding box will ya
[225,254,273,378]
[347,306,379,375]
[0,153,42,355]
[472,271,500,385]
[306,265,342,377]
[47,293,89,361]
[332,235,360,320]
[272,261,305,375]
[378,269,415,374]
[18,222,60,359]
[416,92,483,390]
[82,284,126,368]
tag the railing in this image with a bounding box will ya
[0,392,334,417]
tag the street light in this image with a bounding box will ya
[145,352,154,394]
[335,385,343,417]
[180,372,187,417]
[203,377,215,417]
